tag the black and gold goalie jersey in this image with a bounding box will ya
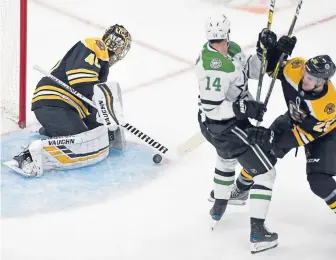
[275,57,336,149]
[31,38,110,119]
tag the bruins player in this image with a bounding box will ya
[32,24,131,136]
[3,25,132,177]
[243,29,336,215]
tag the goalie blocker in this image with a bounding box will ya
[4,82,126,177]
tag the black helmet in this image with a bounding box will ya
[305,55,336,79]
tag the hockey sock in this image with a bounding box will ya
[250,168,276,219]
[213,156,236,200]
[308,173,336,214]
[237,169,254,190]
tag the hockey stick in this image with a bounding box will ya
[176,131,205,156]
[33,65,178,160]
[256,0,276,102]
[182,1,277,155]
[257,0,303,126]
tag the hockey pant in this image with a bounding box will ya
[199,114,277,220]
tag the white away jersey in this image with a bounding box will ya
[195,41,261,121]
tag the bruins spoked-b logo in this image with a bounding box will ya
[324,103,335,114]
[210,58,222,69]
[291,59,303,68]
[95,40,106,51]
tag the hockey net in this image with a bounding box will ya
[0,0,27,128]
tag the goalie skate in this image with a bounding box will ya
[3,150,38,177]
[3,159,37,177]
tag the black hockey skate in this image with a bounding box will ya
[208,185,249,205]
[13,149,33,169]
[209,199,228,230]
[3,148,37,177]
[229,184,249,205]
[250,219,278,254]
[210,199,228,221]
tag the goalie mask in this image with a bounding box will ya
[102,24,132,67]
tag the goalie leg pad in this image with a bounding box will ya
[5,126,109,177]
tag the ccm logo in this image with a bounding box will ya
[307,158,320,163]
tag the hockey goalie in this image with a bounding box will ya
[4,82,126,177]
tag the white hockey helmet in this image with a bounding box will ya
[205,14,230,41]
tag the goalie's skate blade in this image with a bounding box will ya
[3,160,31,177]
[251,240,278,254]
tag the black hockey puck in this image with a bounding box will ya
[153,154,162,164]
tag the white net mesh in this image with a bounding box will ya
[0,0,22,124]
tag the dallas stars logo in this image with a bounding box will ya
[210,58,222,69]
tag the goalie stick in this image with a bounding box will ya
[33,65,203,160]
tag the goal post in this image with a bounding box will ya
[19,0,27,128]
[1,0,27,128]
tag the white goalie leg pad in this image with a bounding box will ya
[214,156,238,200]
[28,126,109,176]
[93,81,125,131]
[250,168,276,219]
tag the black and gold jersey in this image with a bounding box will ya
[276,57,336,149]
[31,38,110,119]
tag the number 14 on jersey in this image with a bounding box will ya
[205,77,221,91]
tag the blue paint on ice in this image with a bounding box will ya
[1,130,164,218]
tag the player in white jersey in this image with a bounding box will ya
[195,14,279,253]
